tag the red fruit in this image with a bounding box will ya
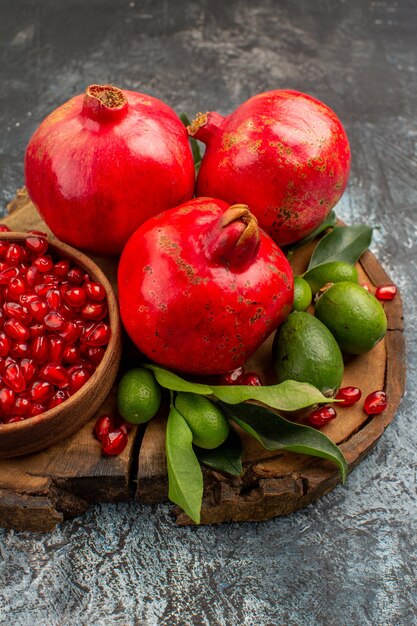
[3,301,32,324]
[44,311,66,330]
[307,406,337,428]
[62,345,81,364]
[364,390,387,415]
[68,365,91,393]
[3,318,30,341]
[102,428,128,456]
[0,388,15,414]
[29,380,53,403]
[48,389,70,409]
[54,260,70,277]
[8,277,27,300]
[46,288,61,309]
[59,320,83,344]
[25,236,48,256]
[375,285,397,301]
[240,372,262,386]
[49,336,64,363]
[4,362,26,393]
[26,265,40,287]
[30,335,49,363]
[0,267,20,285]
[80,322,110,347]
[85,346,105,365]
[67,267,85,285]
[14,395,32,416]
[28,402,46,417]
[6,244,23,265]
[336,386,362,406]
[63,287,87,308]
[94,413,120,442]
[85,282,106,301]
[29,323,45,338]
[0,224,11,232]
[81,301,107,320]
[0,332,11,356]
[189,91,351,246]
[118,199,294,375]
[39,364,69,388]
[10,341,30,359]
[25,84,195,255]
[20,358,37,382]
[34,255,53,273]
[29,299,48,321]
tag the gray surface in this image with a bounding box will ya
[0,1,416,624]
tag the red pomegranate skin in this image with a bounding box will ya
[118,197,294,375]
[190,90,351,246]
[25,85,195,256]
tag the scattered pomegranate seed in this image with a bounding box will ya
[94,414,120,442]
[375,285,397,301]
[307,406,337,428]
[364,390,387,414]
[336,386,362,406]
[102,428,128,456]
[240,372,263,386]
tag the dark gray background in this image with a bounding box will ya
[0,1,416,624]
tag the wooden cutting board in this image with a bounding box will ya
[0,191,406,531]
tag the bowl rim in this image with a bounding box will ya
[0,231,120,433]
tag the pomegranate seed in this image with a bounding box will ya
[48,389,70,409]
[48,336,64,363]
[28,402,46,417]
[67,267,84,285]
[62,345,81,364]
[20,358,37,382]
[30,335,49,363]
[0,388,15,414]
[29,299,48,322]
[0,267,20,285]
[10,341,30,359]
[29,380,53,403]
[86,346,105,365]
[336,386,362,406]
[307,406,337,428]
[46,288,61,309]
[34,282,57,297]
[81,301,108,321]
[25,236,48,256]
[219,366,245,385]
[68,364,91,393]
[6,244,23,266]
[34,255,53,273]
[8,277,27,300]
[14,395,32,416]
[3,318,30,341]
[0,242,9,257]
[20,293,39,305]
[29,322,45,337]
[44,311,66,330]
[54,259,70,277]
[94,414,120,442]
[85,282,106,302]
[81,322,110,347]
[240,372,263,386]
[26,265,40,287]
[102,428,128,456]
[3,416,25,424]
[59,320,82,344]
[375,285,397,301]
[0,261,10,272]
[0,224,11,232]
[4,362,26,393]
[64,286,87,308]
[364,390,387,414]
[3,301,32,324]
[40,363,69,388]
[0,332,11,356]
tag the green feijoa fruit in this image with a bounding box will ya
[304,261,359,293]
[117,367,161,424]
[292,276,312,312]
[272,311,344,397]
[175,393,230,449]
[314,282,387,355]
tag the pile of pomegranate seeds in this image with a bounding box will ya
[0,230,111,424]
[94,413,129,455]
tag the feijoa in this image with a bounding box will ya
[292,276,312,311]
[304,261,359,293]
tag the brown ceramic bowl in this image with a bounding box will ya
[0,232,121,458]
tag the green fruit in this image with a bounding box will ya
[117,367,161,424]
[175,393,230,449]
[304,261,359,293]
[314,282,387,355]
[292,276,312,311]
[272,311,344,396]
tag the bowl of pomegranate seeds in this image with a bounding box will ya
[0,231,121,457]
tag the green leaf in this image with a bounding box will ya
[195,428,243,476]
[166,402,203,523]
[179,112,202,173]
[285,211,337,253]
[307,225,373,271]
[211,380,337,411]
[144,364,212,395]
[222,402,347,482]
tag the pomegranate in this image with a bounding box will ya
[118,198,294,375]
[25,84,195,255]
[189,90,351,246]
[0,234,111,424]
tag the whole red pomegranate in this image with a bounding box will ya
[25,84,195,256]
[118,198,294,375]
[189,90,351,246]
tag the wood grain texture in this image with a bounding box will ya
[0,193,406,530]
